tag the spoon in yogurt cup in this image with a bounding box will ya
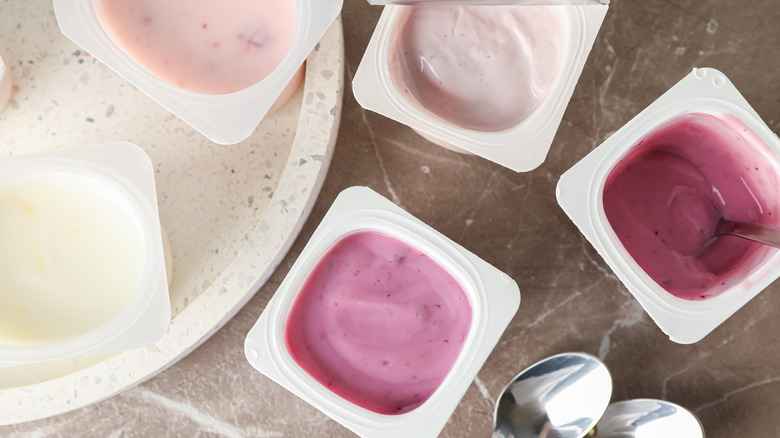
[668,188,780,253]
[492,352,612,438]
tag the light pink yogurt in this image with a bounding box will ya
[390,6,565,132]
[95,0,297,95]
[284,230,472,415]
[603,113,780,300]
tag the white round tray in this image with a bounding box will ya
[0,2,343,425]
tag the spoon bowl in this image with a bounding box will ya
[493,352,612,438]
[592,399,704,438]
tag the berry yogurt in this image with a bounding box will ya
[284,230,472,415]
[603,112,780,300]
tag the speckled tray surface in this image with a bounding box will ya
[0,2,343,425]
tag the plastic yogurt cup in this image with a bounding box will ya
[0,142,170,367]
[557,68,780,344]
[0,38,12,112]
[352,4,608,172]
[52,0,342,145]
[245,186,520,437]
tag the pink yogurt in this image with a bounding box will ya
[390,6,565,132]
[95,0,297,95]
[284,230,472,415]
[603,113,780,300]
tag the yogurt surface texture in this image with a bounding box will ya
[390,6,565,132]
[603,112,780,300]
[284,230,472,415]
[95,0,298,95]
[0,172,146,345]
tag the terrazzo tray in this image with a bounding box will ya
[0,2,344,425]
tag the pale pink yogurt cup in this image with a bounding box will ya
[354,4,609,171]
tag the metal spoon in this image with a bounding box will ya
[590,399,704,438]
[493,352,612,438]
[710,219,780,249]
[667,189,780,251]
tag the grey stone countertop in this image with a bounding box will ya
[4,0,780,436]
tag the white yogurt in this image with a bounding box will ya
[0,172,146,346]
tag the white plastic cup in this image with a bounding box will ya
[353,5,608,172]
[0,142,170,367]
[557,68,780,344]
[244,186,520,438]
[52,0,343,145]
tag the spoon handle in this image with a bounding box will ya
[720,221,780,249]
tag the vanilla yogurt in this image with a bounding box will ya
[0,172,146,346]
